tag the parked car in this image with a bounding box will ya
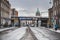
[14,23,19,26]
[31,24,34,27]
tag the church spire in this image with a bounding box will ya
[37,8,39,12]
[36,8,40,16]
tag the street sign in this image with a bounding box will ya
[19,17,33,20]
[54,16,58,20]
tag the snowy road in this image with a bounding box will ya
[0,27,38,40]
[1,27,60,40]
[0,27,27,40]
[20,27,38,40]
[30,27,60,40]
[0,27,18,40]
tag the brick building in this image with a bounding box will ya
[14,10,18,26]
[11,8,18,26]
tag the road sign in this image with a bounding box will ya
[19,17,33,20]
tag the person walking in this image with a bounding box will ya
[55,24,58,31]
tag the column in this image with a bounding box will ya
[18,18,20,27]
[37,20,38,27]
[38,20,41,27]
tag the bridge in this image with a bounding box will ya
[11,16,48,27]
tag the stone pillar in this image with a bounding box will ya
[18,18,20,27]
[35,21,37,27]
[38,20,41,27]
[37,20,38,27]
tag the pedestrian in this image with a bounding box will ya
[55,24,58,31]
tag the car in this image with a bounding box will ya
[14,23,19,26]
[31,24,34,27]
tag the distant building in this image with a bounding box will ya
[11,8,18,26]
[36,8,40,16]
[14,10,18,26]
[0,0,11,27]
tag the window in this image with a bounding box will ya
[53,10,56,16]
[54,10,56,15]
[57,1,58,6]
[54,2,56,7]
[59,8,60,13]
[1,3,9,11]
[59,0,60,4]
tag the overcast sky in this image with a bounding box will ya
[9,0,52,17]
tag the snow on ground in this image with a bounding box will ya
[49,28,60,33]
[2,27,27,40]
[0,27,15,32]
[40,27,60,33]
[30,27,50,40]
[37,27,60,33]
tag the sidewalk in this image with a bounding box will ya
[0,27,16,32]
[39,27,60,33]
[2,27,27,40]
[49,28,60,33]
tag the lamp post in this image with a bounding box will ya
[49,0,52,4]
[49,0,52,8]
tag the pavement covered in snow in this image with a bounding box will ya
[0,27,16,32]
[30,27,60,40]
[49,28,60,33]
[1,27,27,40]
[1,27,60,40]
[30,27,50,40]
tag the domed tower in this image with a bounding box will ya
[36,8,40,16]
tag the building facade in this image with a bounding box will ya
[53,0,60,27]
[48,7,53,27]
[49,0,60,28]
[14,10,18,26]
[11,8,18,26]
[0,0,11,28]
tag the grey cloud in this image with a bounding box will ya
[9,0,51,17]
[9,0,50,10]
[19,10,35,13]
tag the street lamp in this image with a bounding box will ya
[49,0,52,8]
[49,0,52,4]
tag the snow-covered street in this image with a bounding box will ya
[30,27,60,40]
[0,27,38,40]
[49,28,60,33]
[20,27,38,40]
[0,27,60,40]
[30,27,50,40]
[0,27,27,40]
[0,27,16,32]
